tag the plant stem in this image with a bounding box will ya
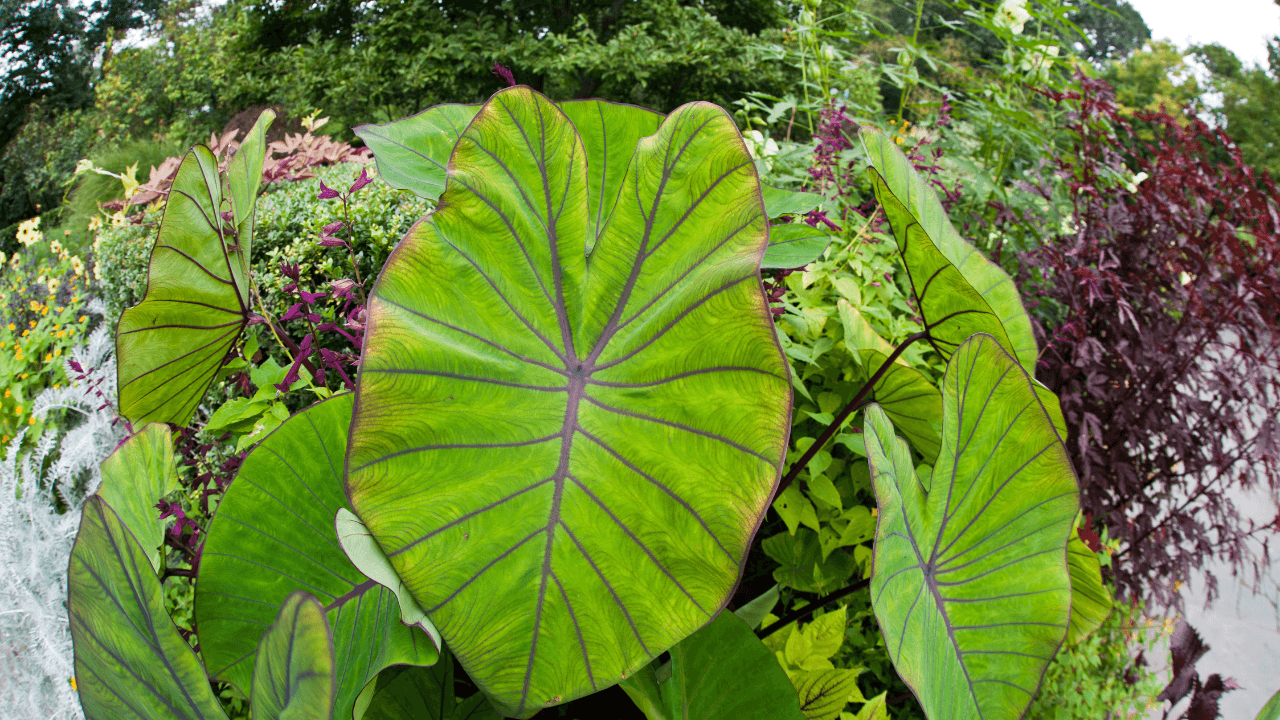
[340,196,368,305]
[894,0,927,124]
[756,577,872,640]
[776,331,927,496]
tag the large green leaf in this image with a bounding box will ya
[346,86,791,716]
[620,612,806,720]
[196,394,439,720]
[1065,532,1112,645]
[96,423,179,572]
[69,496,228,720]
[837,301,941,463]
[226,109,275,277]
[251,591,335,720]
[860,128,1037,372]
[863,334,1079,720]
[116,111,273,426]
[761,185,825,218]
[354,97,665,234]
[358,645,501,720]
[354,104,483,202]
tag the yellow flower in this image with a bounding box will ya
[28,301,38,312]
[21,330,29,337]
[54,349,60,357]
[19,373,27,379]
[28,416,35,425]
[44,353,52,362]
[3,390,8,398]
[6,324,12,331]
[70,256,84,276]
[14,406,22,415]
[69,677,76,691]
[78,315,87,323]
[53,383,59,389]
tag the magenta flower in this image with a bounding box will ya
[492,61,516,87]
[299,289,327,305]
[322,221,344,235]
[318,181,341,200]
[348,168,372,194]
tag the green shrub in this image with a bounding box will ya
[1027,599,1167,720]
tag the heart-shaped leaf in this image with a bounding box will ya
[358,645,501,720]
[863,333,1079,720]
[196,393,439,720]
[763,223,834,269]
[116,111,273,426]
[619,612,806,720]
[346,86,791,716]
[1065,531,1112,645]
[251,591,335,720]
[227,109,275,274]
[837,301,941,463]
[96,423,179,572]
[69,496,228,720]
[860,128,1037,372]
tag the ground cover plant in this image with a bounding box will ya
[55,63,1121,719]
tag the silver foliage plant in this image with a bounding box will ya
[0,304,125,720]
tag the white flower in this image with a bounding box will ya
[1020,44,1059,80]
[1125,171,1150,193]
[742,130,780,160]
[994,0,1030,34]
[15,217,42,248]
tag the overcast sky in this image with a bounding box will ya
[1127,0,1280,68]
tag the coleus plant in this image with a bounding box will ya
[71,84,1103,720]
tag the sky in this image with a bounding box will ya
[1127,0,1280,68]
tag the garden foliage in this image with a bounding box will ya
[1028,73,1280,606]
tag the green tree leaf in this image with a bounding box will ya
[116,110,272,426]
[346,86,791,716]
[860,128,1038,372]
[761,185,825,218]
[621,612,806,720]
[863,334,1079,720]
[1065,532,1113,645]
[763,529,856,594]
[69,496,228,720]
[251,591,335,720]
[354,104,483,202]
[95,423,179,572]
[196,394,439,720]
[762,223,833,269]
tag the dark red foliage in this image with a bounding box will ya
[1026,73,1280,607]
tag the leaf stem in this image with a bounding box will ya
[776,331,927,495]
[755,577,871,640]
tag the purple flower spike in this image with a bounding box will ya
[299,289,327,304]
[281,262,301,280]
[492,61,516,87]
[322,221,344,235]
[318,181,341,200]
[348,168,372,194]
[281,303,306,321]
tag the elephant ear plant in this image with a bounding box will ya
[67,85,1101,720]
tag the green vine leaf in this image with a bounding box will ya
[196,394,439,720]
[347,86,791,716]
[864,334,1079,720]
[116,110,273,426]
